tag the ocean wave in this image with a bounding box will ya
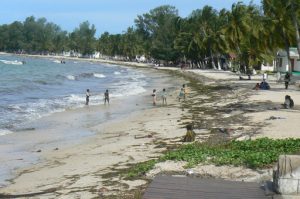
[114,71,121,75]
[0,129,13,136]
[112,80,147,98]
[33,80,48,85]
[0,80,147,130]
[94,73,106,78]
[0,59,23,65]
[78,73,94,78]
[66,75,76,80]
[65,94,85,104]
[53,60,61,64]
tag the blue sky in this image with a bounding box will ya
[1,0,261,36]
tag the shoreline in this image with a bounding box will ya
[1,52,300,197]
[0,58,187,197]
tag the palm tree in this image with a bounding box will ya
[263,0,295,73]
[286,0,300,60]
[222,2,251,71]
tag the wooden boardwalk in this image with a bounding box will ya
[143,175,272,199]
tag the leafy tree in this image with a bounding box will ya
[135,5,180,61]
[69,21,96,56]
[263,0,295,72]
[0,25,10,51]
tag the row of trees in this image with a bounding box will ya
[0,16,96,55]
[1,1,300,71]
[97,1,300,71]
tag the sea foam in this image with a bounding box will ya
[66,75,76,80]
[0,59,23,65]
[94,73,106,78]
[0,129,13,136]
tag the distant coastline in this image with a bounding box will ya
[0,51,155,69]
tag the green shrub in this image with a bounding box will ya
[125,138,300,178]
[163,138,300,169]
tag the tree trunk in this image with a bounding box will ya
[217,55,221,70]
[210,50,216,69]
[291,1,300,59]
[284,37,292,73]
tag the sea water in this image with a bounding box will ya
[0,55,149,134]
[0,54,163,186]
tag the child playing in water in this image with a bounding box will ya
[178,88,184,102]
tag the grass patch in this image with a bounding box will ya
[125,159,158,180]
[123,138,300,179]
[162,138,300,169]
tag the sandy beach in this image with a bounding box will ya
[1,55,300,198]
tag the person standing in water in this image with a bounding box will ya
[152,89,157,105]
[104,89,109,104]
[162,88,167,105]
[182,84,187,100]
[178,88,184,101]
[86,89,90,105]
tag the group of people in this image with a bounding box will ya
[253,81,271,90]
[252,72,292,91]
[151,88,167,106]
[85,89,109,105]
[252,72,295,109]
[151,84,187,106]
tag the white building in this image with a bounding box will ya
[260,60,276,72]
[135,55,147,62]
[276,48,300,72]
[93,52,101,59]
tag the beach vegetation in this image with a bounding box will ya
[163,138,300,169]
[125,159,157,179]
[123,138,300,179]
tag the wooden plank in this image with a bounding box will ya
[145,188,268,199]
[143,175,271,199]
[148,183,265,194]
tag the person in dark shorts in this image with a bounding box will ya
[284,72,291,89]
[86,89,90,105]
[104,89,109,104]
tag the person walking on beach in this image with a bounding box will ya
[262,72,268,82]
[162,88,167,105]
[152,89,157,105]
[86,89,90,105]
[104,89,109,104]
[284,72,291,89]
